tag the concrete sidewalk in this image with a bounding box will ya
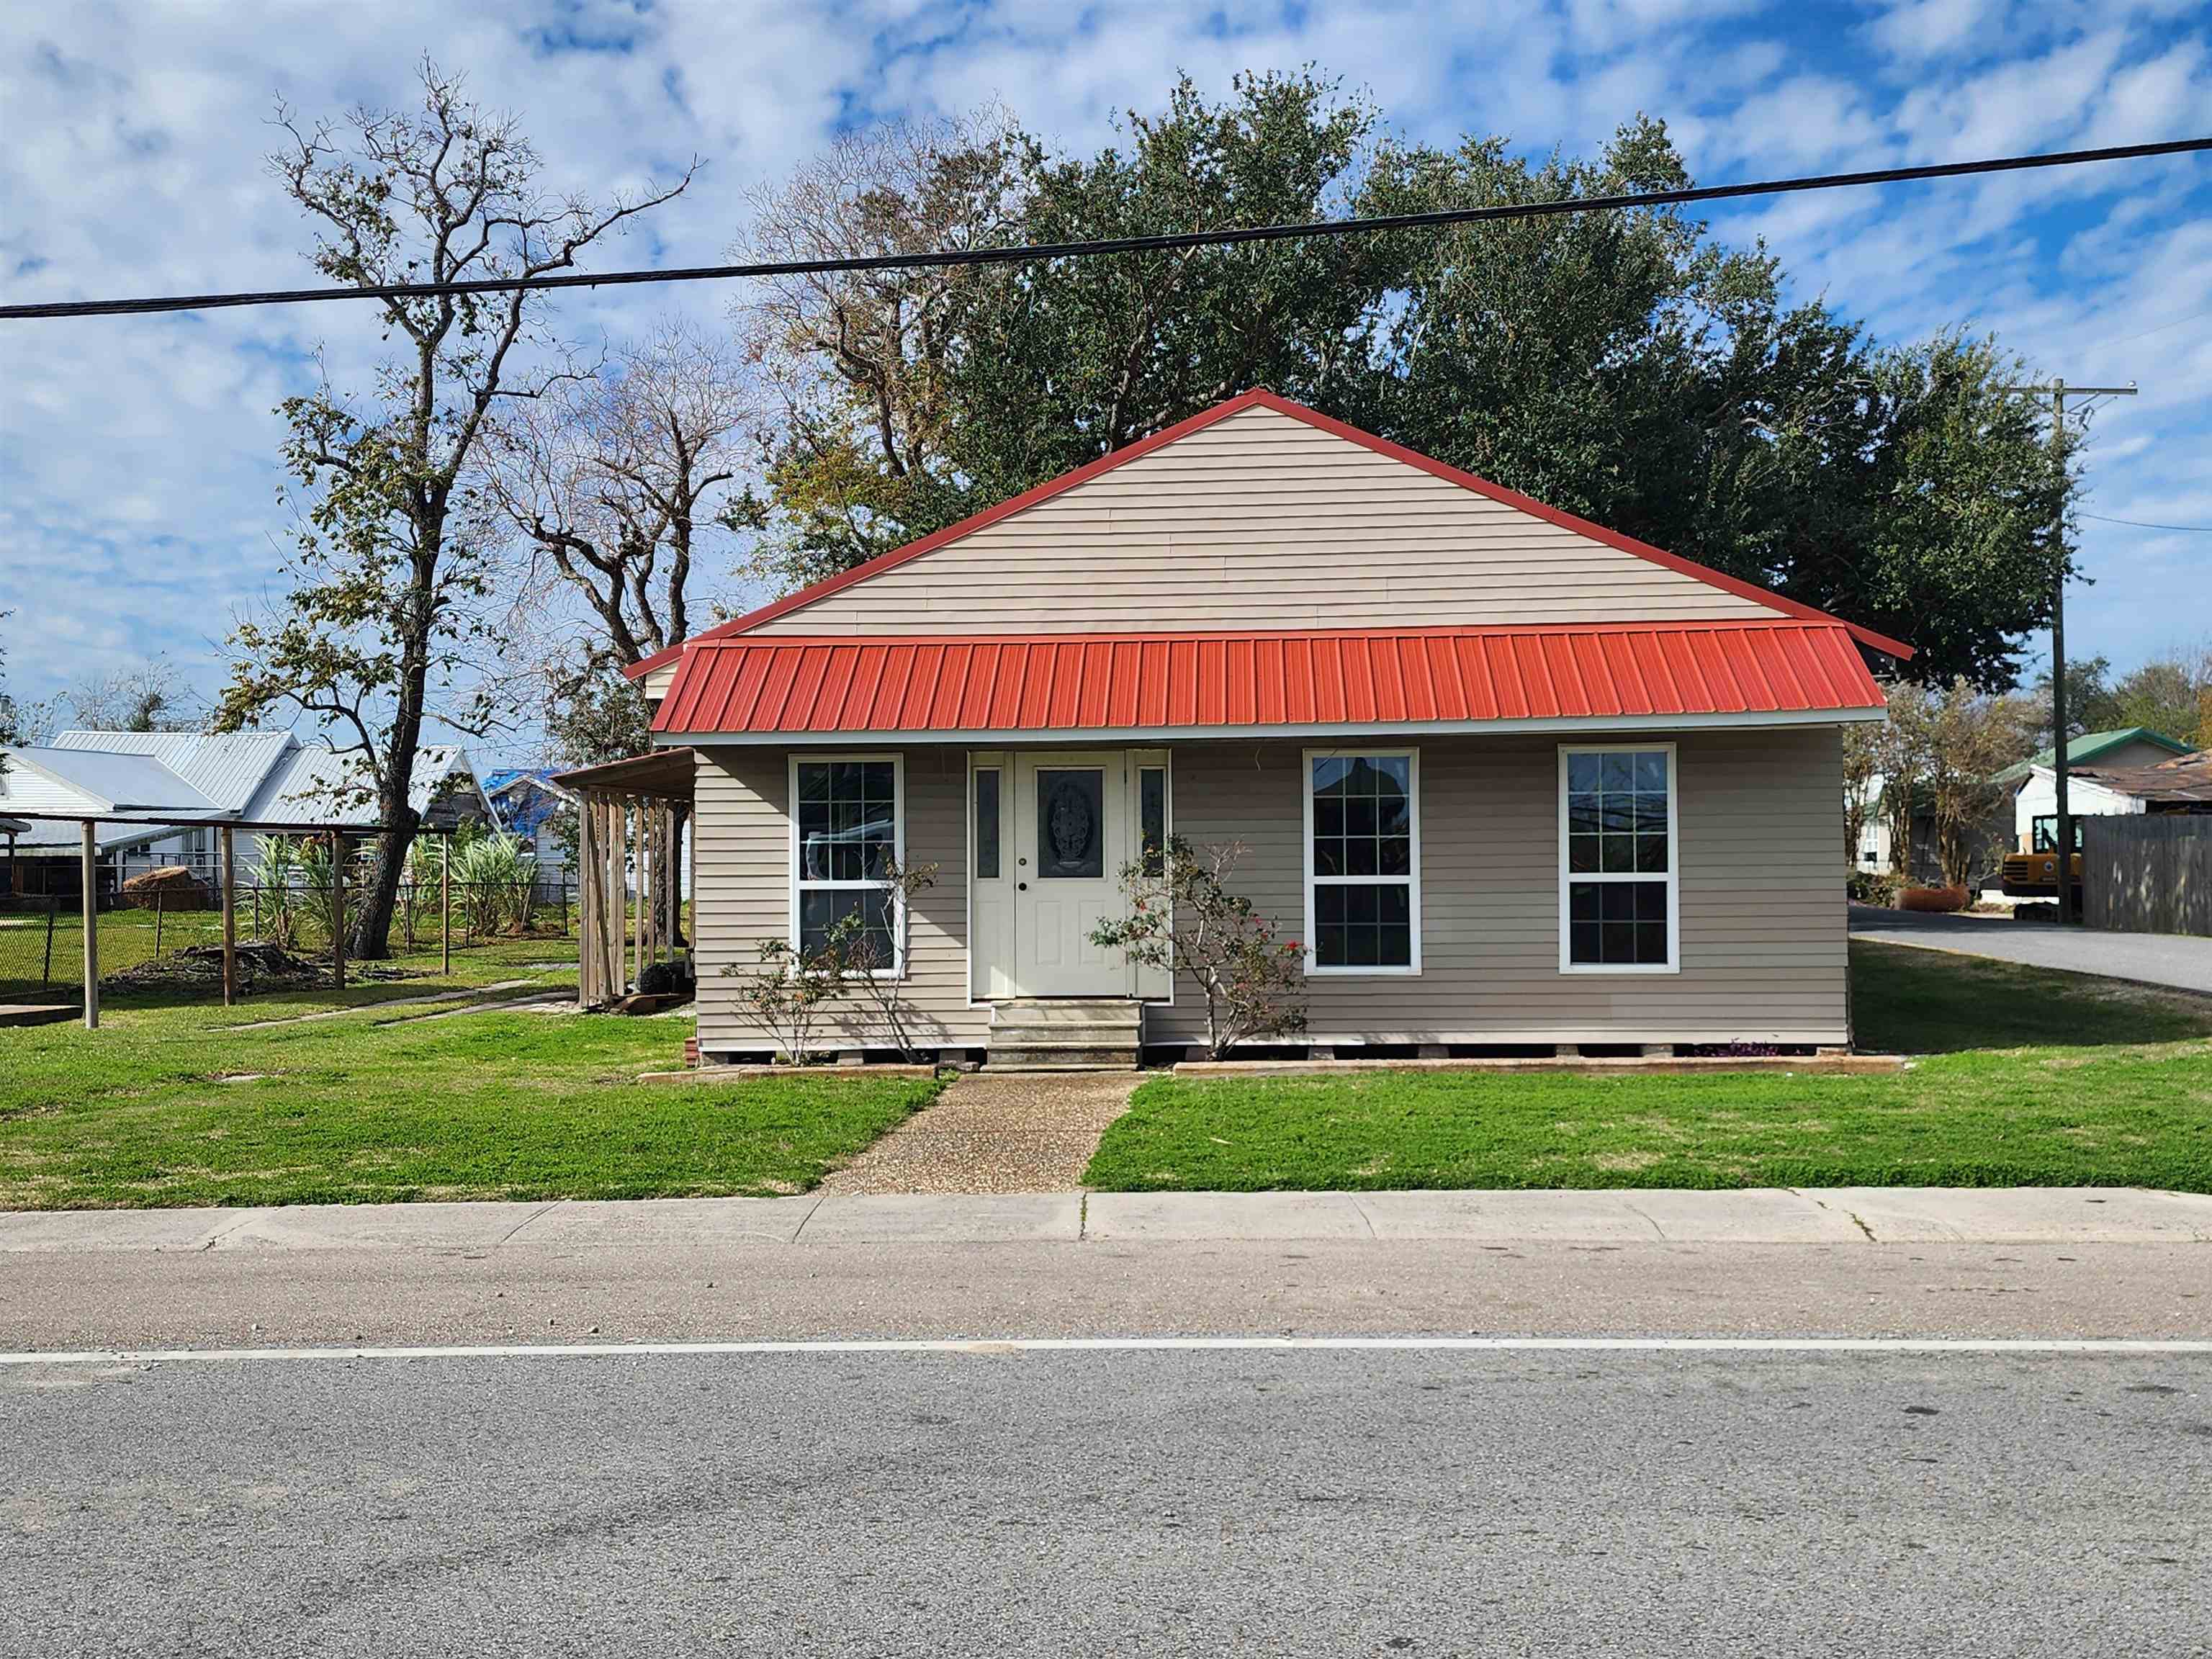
[3,1185,2208,1251]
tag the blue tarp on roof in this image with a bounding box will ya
[485,768,572,839]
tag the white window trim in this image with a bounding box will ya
[788,751,907,980]
[1302,745,1421,978]
[1557,741,1680,976]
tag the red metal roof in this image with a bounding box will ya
[651,621,1887,739]
[627,389,1912,678]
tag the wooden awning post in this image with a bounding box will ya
[631,797,646,989]
[577,791,603,1009]
[80,819,99,1030]
[220,824,237,1007]
[331,832,346,992]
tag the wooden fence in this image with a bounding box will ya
[2082,816,2212,937]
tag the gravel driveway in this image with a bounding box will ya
[1850,904,2212,994]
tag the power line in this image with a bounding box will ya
[3,135,2207,323]
[2080,511,2212,534]
[2092,303,2212,350]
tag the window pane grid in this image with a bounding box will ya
[1563,748,1673,970]
[796,759,900,970]
[1310,752,1416,971]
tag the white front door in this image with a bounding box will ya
[1012,752,1125,996]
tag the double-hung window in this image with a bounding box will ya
[1305,750,1419,974]
[1560,744,1677,972]
[792,755,903,973]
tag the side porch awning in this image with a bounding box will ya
[647,621,1889,745]
[551,748,695,1010]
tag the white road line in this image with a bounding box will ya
[4,1336,2210,1365]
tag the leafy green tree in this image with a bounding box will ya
[544,655,653,772]
[1848,336,2073,691]
[220,62,691,958]
[2109,648,2211,747]
[740,83,2074,689]
[737,71,1393,588]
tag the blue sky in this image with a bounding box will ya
[1,0,2206,763]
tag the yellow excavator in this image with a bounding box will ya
[2000,816,2082,901]
[2000,846,2082,900]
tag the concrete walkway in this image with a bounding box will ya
[4,1186,2207,1251]
[817,1071,1141,1195]
[1851,904,2212,993]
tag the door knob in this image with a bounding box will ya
[1018,881,1029,891]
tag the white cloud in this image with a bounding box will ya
[1,0,2207,760]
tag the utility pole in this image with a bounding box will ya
[2002,377,2136,924]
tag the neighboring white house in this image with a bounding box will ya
[2004,727,2195,853]
[0,729,493,894]
[484,767,579,896]
[1850,774,1893,874]
[485,768,575,862]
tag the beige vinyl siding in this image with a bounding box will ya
[691,728,1850,1055]
[747,405,1784,637]
[1151,728,1848,1046]
[693,745,989,1054]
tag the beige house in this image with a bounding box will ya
[613,392,1907,1064]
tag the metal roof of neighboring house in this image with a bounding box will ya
[2074,751,2212,805]
[245,743,485,826]
[1995,726,2194,786]
[49,729,297,814]
[0,746,221,817]
[626,390,1914,680]
[649,621,1887,742]
[0,737,490,855]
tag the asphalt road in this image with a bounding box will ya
[4,1344,2206,1658]
[1849,904,2212,992]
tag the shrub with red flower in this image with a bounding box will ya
[1090,835,1307,1059]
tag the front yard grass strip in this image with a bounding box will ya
[1083,943,2212,1195]
[0,1002,944,1209]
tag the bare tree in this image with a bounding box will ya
[486,321,755,667]
[219,60,694,958]
[734,107,1023,583]
[59,659,197,732]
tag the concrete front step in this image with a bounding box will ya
[988,1024,1141,1045]
[987,997,1142,1070]
[986,1046,1140,1071]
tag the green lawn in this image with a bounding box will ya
[0,940,941,1209]
[1082,941,2212,1194]
[0,903,584,1007]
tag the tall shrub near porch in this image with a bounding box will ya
[1092,835,1305,1060]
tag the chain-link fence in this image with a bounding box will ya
[0,880,579,997]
